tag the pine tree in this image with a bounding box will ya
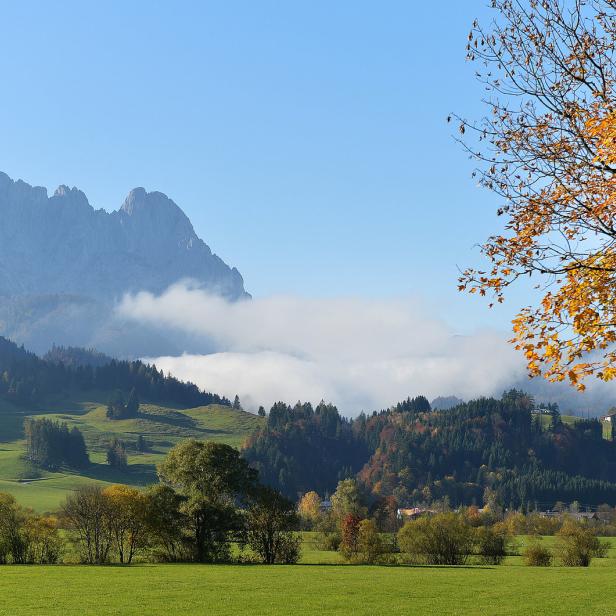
[126,388,140,417]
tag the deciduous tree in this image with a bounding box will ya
[297,491,322,530]
[62,486,113,564]
[158,440,257,562]
[103,485,148,564]
[245,486,301,564]
[457,0,616,388]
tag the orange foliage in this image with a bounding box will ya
[458,1,616,388]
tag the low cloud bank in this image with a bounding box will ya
[117,281,528,414]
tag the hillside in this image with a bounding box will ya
[0,336,262,510]
[244,393,616,507]
[0,394,262,511]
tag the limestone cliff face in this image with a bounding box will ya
[0,172,248,355]
[0,172,247,300]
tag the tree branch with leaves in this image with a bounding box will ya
[457,0,616,389]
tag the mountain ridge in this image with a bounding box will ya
[0,171,248,300]
[0,171,248,355]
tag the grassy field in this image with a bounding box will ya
[538,413,582,429]
[0,394,262,511]
[1,560,615,616]
[1,534,615,614]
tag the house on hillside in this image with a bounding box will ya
[397,507,435,520]
[601,410,616,423]
[531,408,552,415]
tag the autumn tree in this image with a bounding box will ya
[354,518,387,564]
[0,493,27,564]
[331,479,367,524]
[556,520,608,566]
[23,515,63,564]
[398,513,474,565]
[297,491,322,529]
[457,0,616,388]
[103,485,148,564]
[339,513,362,560]
[0,494,62,564]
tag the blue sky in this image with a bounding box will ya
[0,1,523,330]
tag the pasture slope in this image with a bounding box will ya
[0,394,262,511]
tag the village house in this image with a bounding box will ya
[397,507,436,520]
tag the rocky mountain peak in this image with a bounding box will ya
[0,171,249,355]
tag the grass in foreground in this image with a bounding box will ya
[0,562,614,616]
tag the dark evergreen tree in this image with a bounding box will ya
[136,434,147,452]
[126,388,140,417]
[106,439,128,469]
[24,418,89,469]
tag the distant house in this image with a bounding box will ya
[601,411,616,423]
[397,507,435,520]
[531,408,552,415]
[539,510,604,523]
[571,511,601,522]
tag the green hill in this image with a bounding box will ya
[0,393,263,511]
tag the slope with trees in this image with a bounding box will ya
[245,391,616,508]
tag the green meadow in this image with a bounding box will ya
[1,397,615,615]
[1,559,615,616]
[0,394,262,511]
[0,534,614,615]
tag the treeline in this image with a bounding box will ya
[298,477,612,567]
[243,391,616,508]
[24,418,89,469]
[43,345,113,369]
[106,388,140,420]
[243,401,369,499]
[0,441,300,566]
[0,336,229,408]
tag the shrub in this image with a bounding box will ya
[523,540,552,567]
[23,516,62,564]
[398,513,474,565]
[317,531,341,551]
[475,526,509,565]
[339,514,362,560]
[353,519,387,564]
[275,533,302,564]
[556,521,607,567]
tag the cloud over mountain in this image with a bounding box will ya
[118,282,528,414]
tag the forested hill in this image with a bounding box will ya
[243,392,616,508]
[0,336,230,409]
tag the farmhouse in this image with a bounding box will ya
[397,507,436,520]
